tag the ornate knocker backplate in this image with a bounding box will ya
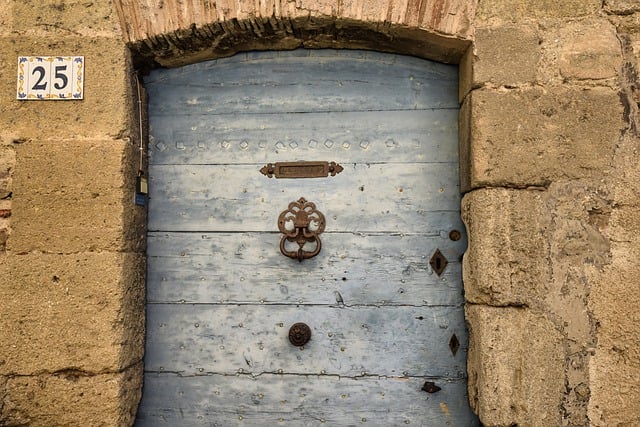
[278,198,325,262]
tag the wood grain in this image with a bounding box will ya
[138,49,476,425]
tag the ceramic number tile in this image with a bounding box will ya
[17,56,84,100]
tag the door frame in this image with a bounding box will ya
[128,14,476,420]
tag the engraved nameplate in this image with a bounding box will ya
[260,161,344,179]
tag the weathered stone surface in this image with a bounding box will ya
[0,0,11,34]
[9,139,144,254]
[604,0,640,15]
[114,0,473,68]
[466,305,564,427]
[462,181,611,425]
[588,227,640,426]
[461,86,624,190]
[558,19,622,81]
[472,25,540,86]
[462,188,550,306]
[12,0,122,37]
[476,0,601,25]
[0,363,142,427]
[114,0,477,43]
[0,252,145,376]
[0,37,133,141]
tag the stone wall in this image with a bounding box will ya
[0,1,145,425]
[463,2,640,425]
[0,0,639,426]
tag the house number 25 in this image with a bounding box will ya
[17,56,84,100]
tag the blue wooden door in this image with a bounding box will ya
[137,49,477,426]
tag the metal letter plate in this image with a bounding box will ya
[260,161,343,179]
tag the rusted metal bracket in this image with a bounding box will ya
[260,161,343,179]
[278,197,325,262]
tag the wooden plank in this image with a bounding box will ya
[145,50,458,115]
[147,163,462,232]
[148,109,459,165]
[144,305,469,378]
[146,233,466,306]
[136,373,479,427]
[136,374,479,426]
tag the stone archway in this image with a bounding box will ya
[114,0,479,422]
[113,0,475,68]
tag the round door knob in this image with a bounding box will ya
[288,322,312,347]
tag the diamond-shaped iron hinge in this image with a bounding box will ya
[429,248,448,276]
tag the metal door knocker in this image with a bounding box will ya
[278,197,325,262]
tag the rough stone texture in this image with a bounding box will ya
[1,363,142,427]
[588,242,640,427]
[460,86,624,191]
[0,36,132,141]
[9,139,144,254]
[584,19,640,425]
[471,25,541,87]
[476,0,602,25]
[466,305,565,426]
[604,0,640,15]
[114,0,477,42]
[462,181,610,425]
[0,145,14,252]
[113,0,476,67]
[537,19,623,87]
[11,0,122,37]
[1,0,640,426]
[0,1,145,425]
[0,252,145,376]
[0,0,11,34]
[462,188,549,306]
[558,19,621,81]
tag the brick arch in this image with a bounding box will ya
[114,0,475,68]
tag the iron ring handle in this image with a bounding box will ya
[279,234,322,262]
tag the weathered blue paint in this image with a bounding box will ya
[137,49,478,426]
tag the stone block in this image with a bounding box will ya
[461,188,550,306]
[0,36,133,141]
[462,87,624,190]
[0,145,15,196]
[588,241,640,426]
[0,252,145,376]
[558,20,621,81]
[466,305,564,427]
[0,363,142,427]
[12,0,122,37]
[472,25,540,86]
[476,0,601,24]
[610,133,640,209]
[9,139,145,254]
[604,0,640,15]
[0,0,11,34]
